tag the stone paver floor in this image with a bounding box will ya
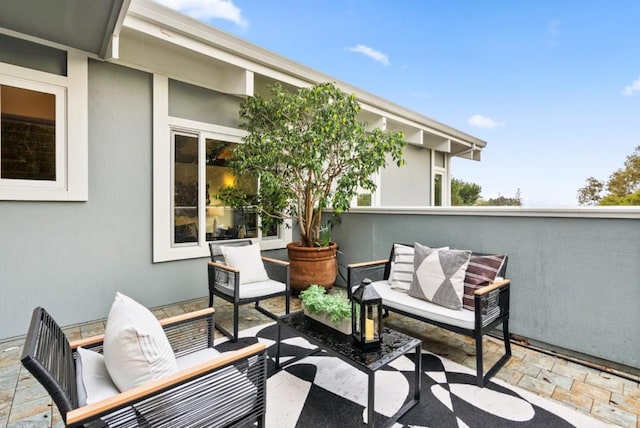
[1,294,638,427]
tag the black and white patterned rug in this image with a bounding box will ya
[215,323,609,427]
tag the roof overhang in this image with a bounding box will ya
[0,0,130,58]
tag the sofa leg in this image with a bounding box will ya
[475,335,484,387]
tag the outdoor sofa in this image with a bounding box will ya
[347,242,511,387]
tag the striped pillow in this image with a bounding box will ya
[463,254,506,311]
[389,244,414,291]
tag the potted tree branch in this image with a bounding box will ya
[219,82,406,291]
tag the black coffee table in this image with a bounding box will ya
[275,311,422,428]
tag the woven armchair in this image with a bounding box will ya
[209,240,290,342]
[21,306,267,427]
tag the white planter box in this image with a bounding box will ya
[303,306,352,335]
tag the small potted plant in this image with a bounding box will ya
[299,285,352,334]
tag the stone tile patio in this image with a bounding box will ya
[1,294,638,427]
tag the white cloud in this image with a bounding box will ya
[347,44,389,65]
[468,114,501,129]
[154,0,248,28]
[622,77,640,96]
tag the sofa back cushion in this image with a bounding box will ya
[409,243,471,310]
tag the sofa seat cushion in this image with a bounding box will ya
[372,280,476,330]
[76,347,120,406]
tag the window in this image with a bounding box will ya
[432,150,448,206]
[434,173,443,206]
[154,75,290,262]
[0,49,88,201]
[1,84,57,181]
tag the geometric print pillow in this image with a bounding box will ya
[463,254,506,311]
[389,244,415,292]
[409,243,471,310]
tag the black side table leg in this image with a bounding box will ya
[368,372,376,427]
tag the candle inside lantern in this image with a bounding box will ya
[365,318,374,341]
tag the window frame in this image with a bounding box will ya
[0,51,88,201]
[153,74,291,262]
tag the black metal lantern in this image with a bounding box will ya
[351,278,383,350]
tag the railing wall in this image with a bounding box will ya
[330,207,640,372]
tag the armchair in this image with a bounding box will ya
[208,240,290,342]
[21,306,267,427]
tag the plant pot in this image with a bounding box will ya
[303,306,352,335]
[287,241,337,291]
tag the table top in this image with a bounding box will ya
[279,311,422,372]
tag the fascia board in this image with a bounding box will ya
[127,0,487,149]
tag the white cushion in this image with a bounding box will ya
[221,243,270,285]
[76,347,119,406]
[176,348,221,370]
[103,292,178,392]
[238,279,286,299]
[389,244,414,291]
[372,280,476,330]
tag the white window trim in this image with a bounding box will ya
[432,149,449,207]
[153,74,291,262]
[0,51,88,201]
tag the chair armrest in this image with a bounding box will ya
[208,260,239,273]
[261,256,289,266]
[66,342,267,426]
[474,279,510,296]
[347,259,388,269]
[159,307,215,327]
[262,257,290,286]
[347,259,388,290]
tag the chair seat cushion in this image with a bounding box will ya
[103,293,178,391]
[372,280,476,330]
[239,279,287,299]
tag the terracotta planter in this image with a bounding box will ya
[287,241,338,291]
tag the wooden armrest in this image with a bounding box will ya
[70,335,104,350]
[474,279,510,296]
[347,259,388,269]
[208,260,239,273]
[70,308,216,350]
[66,342,267,425]
[159,307,215,327]
[261,256,290,266]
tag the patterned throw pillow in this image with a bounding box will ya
[389,244,414,291]
[463,254,507,311]
[409,243,471,310]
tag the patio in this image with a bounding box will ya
[1,294,638,427]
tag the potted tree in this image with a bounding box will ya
[219,82,406,291]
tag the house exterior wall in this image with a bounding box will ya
[331,208,640,371]
[380,145,431,206]
[0,60,206,339]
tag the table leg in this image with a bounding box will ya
[368,371,376,427]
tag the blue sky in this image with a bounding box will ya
[155,0,640,206]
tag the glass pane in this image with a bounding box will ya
[174,134,199,244]
[434,173,443,206]
[357,193,372,207]
[1,85,56,180]
[205,138,258,241]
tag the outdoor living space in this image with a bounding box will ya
[2,294,639,427]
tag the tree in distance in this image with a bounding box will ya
[577,145,640,206]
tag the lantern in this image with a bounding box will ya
[351,278,383,350]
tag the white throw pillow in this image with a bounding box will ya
[103,293,178,392]
[389,244,414,291]
[76,347,119,406]
[221,243,270,285]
